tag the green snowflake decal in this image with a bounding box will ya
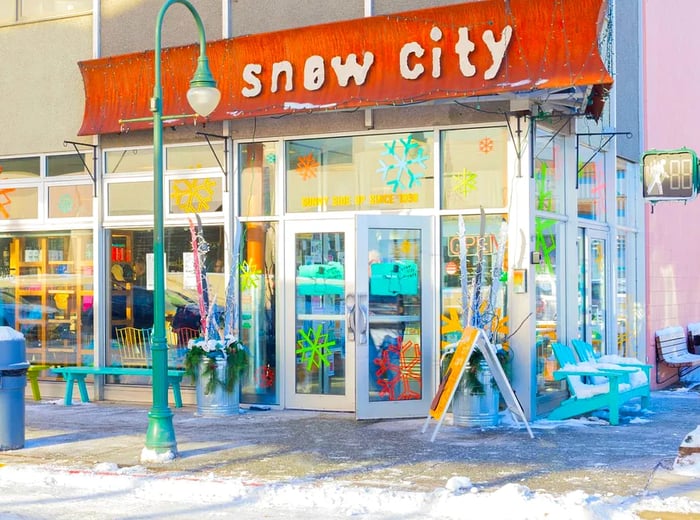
[239,259,261,290]
[453,168,478,197]
[265,152,276,164]
[376,136,429,192]
[296,324,335,370]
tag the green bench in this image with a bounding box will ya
[50,366,185,408]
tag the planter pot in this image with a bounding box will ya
[195,357,240,417]
[452,359,500,427]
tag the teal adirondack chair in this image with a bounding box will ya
[547,342,650,425]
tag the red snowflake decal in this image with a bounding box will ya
[479,137,494,154]
[257,365,275,388]
[374,337,422,400]
[296,153,319,180]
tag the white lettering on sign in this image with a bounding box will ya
[455,27,476,77]
[271,61,293,93]
[430,27,443,79]
[483,26,513,80]
[330,52,375,87]
[241,24,513,97]
[400,42,425,80]
[304,55,325,91]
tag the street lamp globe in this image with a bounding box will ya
[187,56,221,117]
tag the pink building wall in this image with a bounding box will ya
[643,0,700,385]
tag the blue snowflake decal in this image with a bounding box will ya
[376,135,429,192]
[57,194,74,214]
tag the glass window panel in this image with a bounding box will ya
[286,132,434,213]
[166,143,224,171]
[240,142,277,217]
[105,149,153,174]
[441,127,508,209]
[578,146,606,221]
[534,217,564,399]
[0,157,40,178]
[616,158,636,227]
[0,231,94,367]
[238,221,277,403]
[616,234,631,358]
[47,153,90,177]
[0,187,39,219]
[107,181,153,216]
[440,214,508,348]
[169,177,223,214]
[48,184,93,218]
[534,129,565,214]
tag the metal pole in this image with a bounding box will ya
[144,0,212,458]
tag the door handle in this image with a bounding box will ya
[345,294,356,341]
[357,293,369,346]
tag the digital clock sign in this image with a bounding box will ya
[642,149,698,202]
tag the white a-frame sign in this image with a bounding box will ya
[422,326,534,442]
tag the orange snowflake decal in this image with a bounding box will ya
[479,137,494,154]
[0,188,15,219]
[296,153,319,180]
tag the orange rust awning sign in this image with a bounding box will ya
[78,0,612,135]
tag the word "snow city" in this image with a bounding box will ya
[241,25,513,98]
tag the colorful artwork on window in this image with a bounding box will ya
[479,137,494,154]
[296,153,318,180]
[296,324,335,370]
[239,259,261,291]
[374,337,422,400]
[171,178,216,213]
[376,135,429,192]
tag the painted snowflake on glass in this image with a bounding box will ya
[0,188,15,219]
[376,135,429,192]
[453,168,478,197]
[57,194,74,214]
[265,152,276,165]
[296,153,319,180]
[239,259,261,291]
[374,338,422,400]
[296,324,335,370]
[479,137,494,153]
[170,178,216,213]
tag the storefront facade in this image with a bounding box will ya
[0,0,644,420]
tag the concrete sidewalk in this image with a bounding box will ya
[1,390,699,504]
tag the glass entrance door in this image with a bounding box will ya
[355,215,433,419]
[285,220,355,411]
[577,229,607,355]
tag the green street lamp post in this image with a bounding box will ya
[144,0,221,459]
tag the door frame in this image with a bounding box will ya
[355,214,434,419]
[284,219,356,411]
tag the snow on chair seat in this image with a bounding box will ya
[571,338,651,388]
[547,342,650,425]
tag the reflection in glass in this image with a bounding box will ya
[293,231,346,396]
[367,227,422,402]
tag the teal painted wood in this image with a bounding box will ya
[571,338,653,392]
[547,342,650,425]
[50,367,184,408]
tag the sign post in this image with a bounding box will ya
[422,326,533,442]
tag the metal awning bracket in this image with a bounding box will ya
[63,140,98,197]
[195,131,230,192]
[575,131,633,189]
